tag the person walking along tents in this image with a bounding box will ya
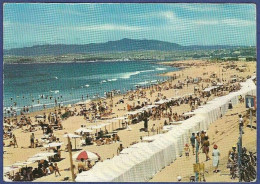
[212,144,220,173]
[190,133,196,155]
[202,136,210,161]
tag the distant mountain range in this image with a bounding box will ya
[4,38,239,56]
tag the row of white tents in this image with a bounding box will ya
[76,77,256,182]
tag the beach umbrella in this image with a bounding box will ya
[27,156,47,162]
[4,166,19,174]
[44,142,63,148]
[89,125,104,129]
[34,152,57,157]
[75,128,93,134]
[113,117,128,120]
[64,133,81,150]
[12,161,33,167]
[73,150,100,161]
[63,133,81,138]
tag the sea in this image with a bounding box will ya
[3,61,178,116]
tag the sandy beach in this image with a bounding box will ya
[3,60,256,182]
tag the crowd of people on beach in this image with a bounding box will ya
[3,61,255,182]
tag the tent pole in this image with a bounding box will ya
[67,137,75,181]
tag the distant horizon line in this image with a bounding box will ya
[4,38,256,50]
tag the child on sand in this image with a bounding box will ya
[54,163,61,177]
[184,144,190,158]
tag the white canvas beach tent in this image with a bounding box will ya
[44,142,63,148]
[119,147,153,182]
[74,128,93,134]
[130,142,163,177]
[162,131,182,158]
[154,99,171,105]
[75,79,256,182]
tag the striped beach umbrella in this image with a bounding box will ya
[73,150,100,161]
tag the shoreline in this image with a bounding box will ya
[3,59,256,182]
[3,59,173,65]
[3,61,180,119]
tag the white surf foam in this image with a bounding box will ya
[107,78,118,82]
[50,90,59,94]
[120,71,141,79]
[136,81,150,85]
[155,67,167,71]
[140,69,155,73]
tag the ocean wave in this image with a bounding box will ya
[32,103,44,107]
[155,67,167,71]
[85,84,90,87]
[67,69,154,81]
[150,80,158,83]
[54,76,58,79]
[136,81,150,85]
[61,98,81,104]
[107,78,118,82]
[119,71,141,79]
[101,80,107,83]
[50,90,59,94]
[140,69,155,73]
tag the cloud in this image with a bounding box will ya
[193,20,219,25]
[158,11,194,30]
[194,18,255,27]
[221,18,255,26]
[160,11,177,21]
[173,4,220,12]
[73,24,142,31]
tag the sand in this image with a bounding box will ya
[3,60,256,182]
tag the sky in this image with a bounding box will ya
[3,3,256,49]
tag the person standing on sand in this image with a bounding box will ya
[202,136,210,161]
[13,135,18,148]
[30,133,35,148]
[239,114,244,134]
[184,144,190,158]
[144,117,148,132]
[200,130,205,147]
[212,144,220,173]
[54,163,61,177]
[117,144,124,155]
[151,124,156,135]
[196,132,201,149]
[190,133,196,155]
